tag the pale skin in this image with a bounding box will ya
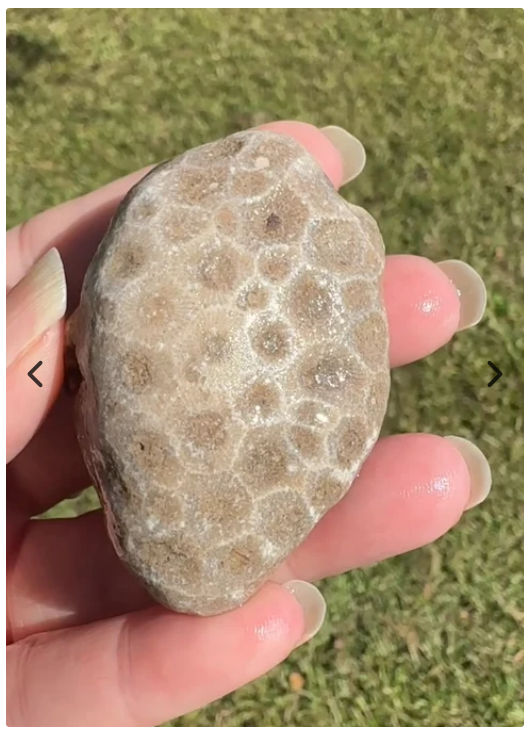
[7,121,477,725]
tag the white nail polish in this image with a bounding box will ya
[437,260,487,331]
[320,125,366,183]
[282,580,326,645]
[444,436,492,509]
[7,248,67,367]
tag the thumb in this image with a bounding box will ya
[7,248,67,463]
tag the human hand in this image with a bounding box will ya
[6,121,492,726]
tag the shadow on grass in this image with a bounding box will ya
[7,31,64,90]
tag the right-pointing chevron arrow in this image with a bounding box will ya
[487,361,502,387]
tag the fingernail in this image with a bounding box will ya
[320,125,366,184]
[444,436,492,510]
[6,248,67,368]
[436,260,487,331]
[282,580,326,645]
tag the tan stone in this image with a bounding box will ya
[69,130,390,616]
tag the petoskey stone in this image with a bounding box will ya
[68,130,391,616]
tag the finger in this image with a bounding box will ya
[7,252,473,515]
[7,583,317,726]
[6,122,345,296]
[384,254,460,367]
[284,433,491,582]
[7,249,66,369]
[7,434,491,637]
[6,510,151,641]
[385,254,487,368]
[6,249,67,464]
[7,389,90,516]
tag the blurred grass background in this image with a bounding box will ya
[6,8,523,727]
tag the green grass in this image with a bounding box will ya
[7,9,524,727]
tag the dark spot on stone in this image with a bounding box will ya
[265,213,282,232]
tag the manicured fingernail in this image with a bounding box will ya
[436,260,487,331]
[6,248,67,367]
[282,580,326,645]
[444,436,492,510]
[320,125,366,184]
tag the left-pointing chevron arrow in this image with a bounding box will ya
[28,361,43,387]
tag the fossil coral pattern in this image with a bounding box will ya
[72,130,390,616]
